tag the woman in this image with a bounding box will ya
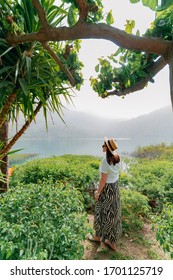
[89,137,122,250]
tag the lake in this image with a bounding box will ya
[13,137,136,158]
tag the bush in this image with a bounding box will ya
[120,188,150,233]
[0,181,90,260]
[155,203,173,259]
[132,143,173,160]
[10,155,100,209]
[124,159,173,211]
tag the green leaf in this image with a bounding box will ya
[157,0,173,11]
[142,0,158,11]
[125,20,135,34]
[136,29,140,36]
[26,56,31,82]
[7,149,23,155]
[67,4,77,26]
[0,66,13,74]
[95,64,99,72]
[0,81,12,88]
[0,39,9,47]
[130,0,140,3]
[106,10,114,25]
[0,46,14,57]
[19,78,28,96]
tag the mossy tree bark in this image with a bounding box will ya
[0,122,9,192]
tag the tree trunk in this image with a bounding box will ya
[0,102,43,158]
[0,92,17,129]
[0,122,9,192]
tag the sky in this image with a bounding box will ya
[57,0,171,119]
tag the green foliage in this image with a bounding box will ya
[10,155,100,209]
[58,45,84,88]
[106,10,114,25]
[120,188,150,232]
[130,0,172,11]
[146,8,173,40]
[124,20,135,34]
[91,48,157,96]
[2,151,173,259]
[0,181,89,260]
[91,0,172,97]
[118,144,173,212]
[0,0,84,124]
[62,0,104,25]
[119,144,173,256]
[155,203,173,258]
[125,159,172,210]
[132,143,173,160]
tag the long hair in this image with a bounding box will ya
[106,147,120,165]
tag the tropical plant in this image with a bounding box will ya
[0,0,84,190]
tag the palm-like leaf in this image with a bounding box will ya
[0,0,75,124]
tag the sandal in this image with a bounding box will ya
[104,239,116,251]
[88,234,101,243]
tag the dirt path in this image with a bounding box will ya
[82,215,170,260]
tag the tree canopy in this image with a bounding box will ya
[1,0,173,101]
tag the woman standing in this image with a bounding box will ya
[89,137,122,250]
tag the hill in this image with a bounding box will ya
[10,105,173,154]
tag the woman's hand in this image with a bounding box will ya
[95,172,107,201]
[94,190,100,201]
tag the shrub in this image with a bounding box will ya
[155,203,173,259]
[0,181,90,260]
[10,155,100,209]
[125,159,173,211]
[120,188,150,233]
[132,143,173,160]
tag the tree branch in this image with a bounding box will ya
[102,56,168,98]
[75,0,98,21]
[75,0,89,21]
[42,42,76,86]
[32,0,49,30]
[7,22,172,57]
[0,92,17,128]
[0,102,43,160]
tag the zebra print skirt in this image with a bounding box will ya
[94,181,122,244]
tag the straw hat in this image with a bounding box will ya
[104,137,118,155]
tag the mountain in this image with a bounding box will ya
[10,105,173,154]
[111,106,173,145]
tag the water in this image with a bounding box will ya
[13,137,135,158]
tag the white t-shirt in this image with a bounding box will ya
[99,157,120,183]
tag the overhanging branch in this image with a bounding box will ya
[7,22,172,58]
[102,56,168,98]
[42,42,76,86]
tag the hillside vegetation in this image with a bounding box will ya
[0,145,172,260]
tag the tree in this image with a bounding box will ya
[0,0,84,190]
[0,0,173,190]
